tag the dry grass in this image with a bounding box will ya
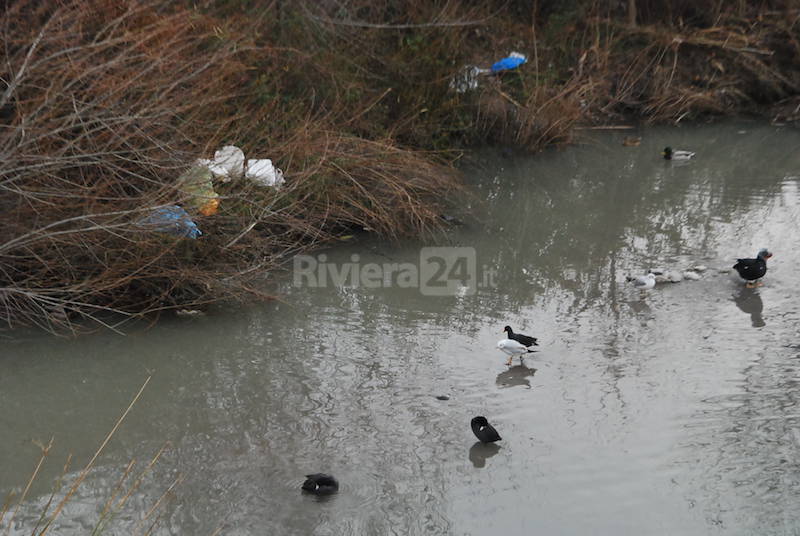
[592,9,800,122]
[0,0,459,334]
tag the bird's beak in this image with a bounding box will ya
[766,253,773,259]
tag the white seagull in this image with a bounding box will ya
[633,273,656,290]
[497,339,534,366]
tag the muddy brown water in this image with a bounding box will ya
[2,121,800,535]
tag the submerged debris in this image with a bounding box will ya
[176,309,205,317]
[440,214,464,225]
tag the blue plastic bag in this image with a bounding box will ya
[491,52,527,73]
[140,205,202,239]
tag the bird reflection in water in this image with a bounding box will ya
[469,441,501,468]
[495,363,537,389]
[733,287,765,327]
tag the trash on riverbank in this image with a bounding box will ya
[491,52,527,73]
[197,146,285,188]
[139,205,202,239]
[449,52,526,93]
[246,159,285,188]
[449,65,490,93]
[180,165,220,216]
[198,145,245,182]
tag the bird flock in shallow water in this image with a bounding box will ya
[302,144,776,495]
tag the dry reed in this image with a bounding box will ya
[0,0,460,334]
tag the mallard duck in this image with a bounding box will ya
[498,339,534,366]
[733,249,772,288]
[662,146,695,160]
[301,474,339,495]
[471,416,502,443]
[632,273,656,290]
[503,325,538,347]
[622,136,641,147]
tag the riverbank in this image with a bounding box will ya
[2,0,798,333]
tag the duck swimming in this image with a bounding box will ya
[497,339,534,366]
[301,473,339,495]
[503,325,538,347]
[471,416,502,443]
[622,136,641,147]
[733,248,772,288]
[662,146,695,160]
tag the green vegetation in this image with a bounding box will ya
[2,0,799,333]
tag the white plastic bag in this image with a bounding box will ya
[204,145,245,182]
[246,159,285,188]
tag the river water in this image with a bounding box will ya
[2,121,800,535]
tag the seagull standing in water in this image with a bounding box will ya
[632,273,656,290]
[498,339,535,366]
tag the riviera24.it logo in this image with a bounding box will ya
[292,247,496,296]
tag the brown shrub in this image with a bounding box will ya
[0,0,458,334]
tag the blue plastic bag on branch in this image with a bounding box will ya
[139,205,202,239]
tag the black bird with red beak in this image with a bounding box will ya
[733,248,773,288]
[503,325,538,347]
